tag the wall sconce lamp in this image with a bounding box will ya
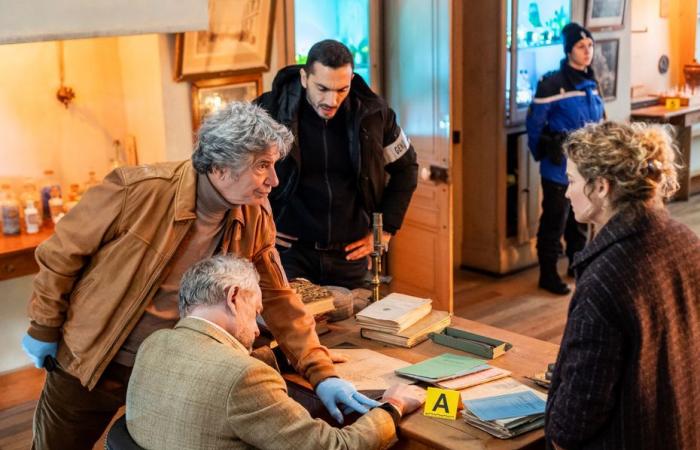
[56,41,75,108]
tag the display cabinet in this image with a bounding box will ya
[460,0,580,274]
[506,0,571,125]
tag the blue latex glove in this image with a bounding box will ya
[21,334,57,369]
[315,377,381,424]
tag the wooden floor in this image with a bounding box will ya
[454,258,573,344]
[454,194,700,345]
[1,194,698,448]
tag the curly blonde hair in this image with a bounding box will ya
[564,121,681,212]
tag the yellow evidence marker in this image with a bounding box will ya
[665,98,681,110]
[423,387,463,420]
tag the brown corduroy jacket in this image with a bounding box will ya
[27,160,335,390]
[126,317,397,450]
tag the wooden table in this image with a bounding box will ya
[285,316,559,450]
[0,226,52,281]
[630,104,700,201]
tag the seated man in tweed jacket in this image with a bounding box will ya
[126,255,425,450]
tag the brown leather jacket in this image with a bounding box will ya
[27,160,335,390]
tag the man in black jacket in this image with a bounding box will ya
[256,39,418,288]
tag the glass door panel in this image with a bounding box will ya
[294,0,371,85]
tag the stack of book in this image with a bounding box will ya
[461,377,547,439]
[356,293,451,348]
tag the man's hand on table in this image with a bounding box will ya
[315,377,381,424]
[381,384,426,417]
[328,350,349,364]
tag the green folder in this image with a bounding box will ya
[395,353,489,382]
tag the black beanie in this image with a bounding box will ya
[562,22,593,54]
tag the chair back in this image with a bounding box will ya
[105,415,146,450]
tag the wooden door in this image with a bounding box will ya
[384,0,453,312]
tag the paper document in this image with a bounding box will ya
[437,366,511,390]
[465,391,546,421]
[460,377,548,439]
[332,348,414,390]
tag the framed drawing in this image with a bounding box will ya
[585,0,626,31]
[592,39,619,101]
[191,74,262,131]
[175,0,275,81]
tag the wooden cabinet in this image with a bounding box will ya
[458,0,541,274]
[0,227,52,282]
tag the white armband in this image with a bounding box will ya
[383,128,410,165]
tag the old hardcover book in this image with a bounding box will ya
[355,292,432,333]
[290,278,335,316]
[360,310,451,348]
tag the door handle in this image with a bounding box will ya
[420,165,449,184]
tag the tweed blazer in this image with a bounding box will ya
[126,317,396,450]
[545,208,700,449]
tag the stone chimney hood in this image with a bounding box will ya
[0,0,209,44]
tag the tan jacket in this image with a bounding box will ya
[28,161,335,389]
[126,317,397,450]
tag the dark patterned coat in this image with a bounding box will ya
[545,207,700,450]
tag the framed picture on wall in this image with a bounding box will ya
[174,0,275,81]
[592,38,619,101]
[585,0,626,31]
[191,74,262,132]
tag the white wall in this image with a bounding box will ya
[0,37,127,192]
[0,276,34,372]
[596,3,632,121]
[630,0,672,95]
[118,34,171,164]
[159,35,195,161]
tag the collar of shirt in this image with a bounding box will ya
[186,316,250,354]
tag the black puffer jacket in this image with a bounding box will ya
[255,65,418,235]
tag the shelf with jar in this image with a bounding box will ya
[0,170,102,282]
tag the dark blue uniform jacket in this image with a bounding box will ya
[526,60,605,185]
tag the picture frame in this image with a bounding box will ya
[191,74,263,132]
[174,0,275,81]
[585,0,626,31]
[592,38,619,101]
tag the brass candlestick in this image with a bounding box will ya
[370,213,384,303]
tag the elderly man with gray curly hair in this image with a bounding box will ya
[22,102,372,450]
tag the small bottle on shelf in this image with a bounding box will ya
[1,184,21,236]
[48,186,64,224]
[40,170,61,221]
[65,183,82,211]
[84,171,100,193]
[24,200,40,234]
[20,181,43,222]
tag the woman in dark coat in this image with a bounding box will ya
[545,121,700,450]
